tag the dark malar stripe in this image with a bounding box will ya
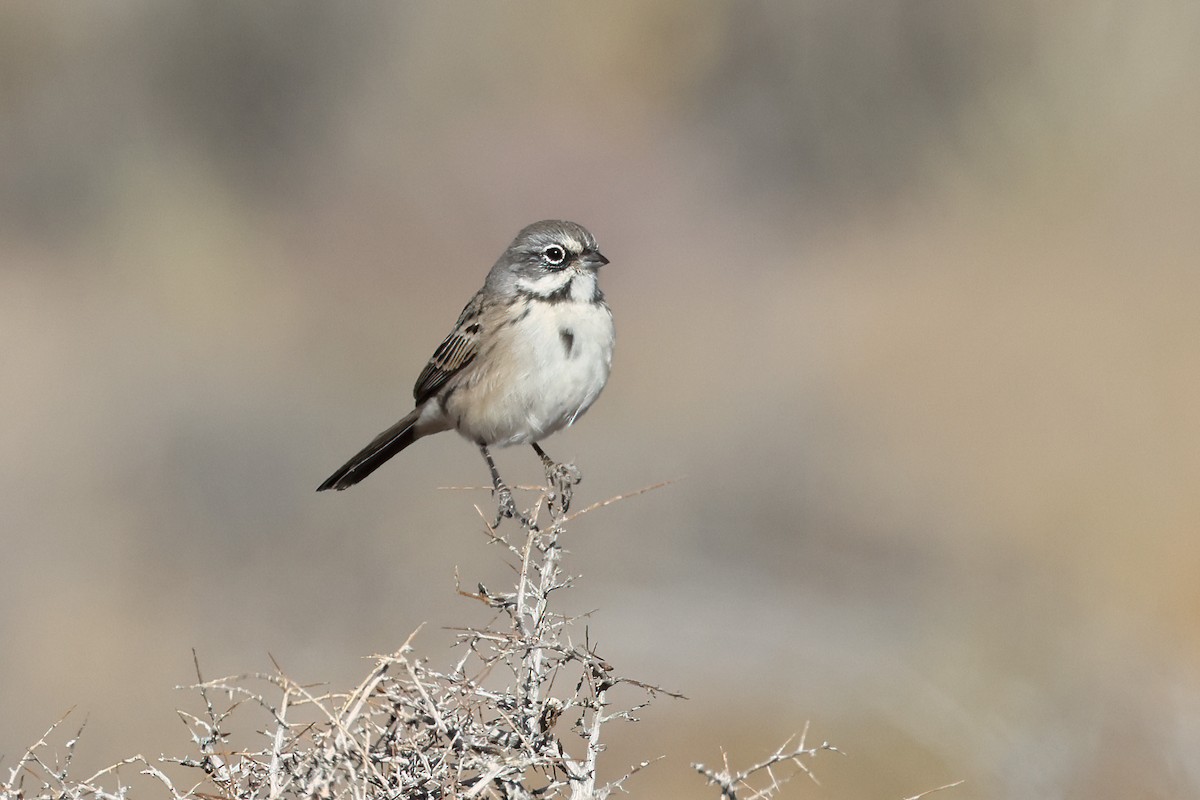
[518,276,574,304]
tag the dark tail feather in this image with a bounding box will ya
[317,410,421,491]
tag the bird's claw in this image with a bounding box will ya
[543,462,582,516]
[490,482,518,529]
[490,482,538,531]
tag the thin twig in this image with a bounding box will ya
[561,480,676,523]
[903,779,966,800]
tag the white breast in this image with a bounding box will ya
[448,279,615,447]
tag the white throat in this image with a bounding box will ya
[515,269,598,302]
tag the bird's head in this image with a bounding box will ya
[490,220,608,301]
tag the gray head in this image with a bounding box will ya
[486,220,609,300]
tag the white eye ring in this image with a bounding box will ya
[542,245,567,266]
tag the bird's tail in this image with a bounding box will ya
[317,408,422,491]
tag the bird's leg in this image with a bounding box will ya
[531,442,581,515]
[480,445,537,529]
[479,445,518,527]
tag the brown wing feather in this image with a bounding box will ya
[413,292,485,404]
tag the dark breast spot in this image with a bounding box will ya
[559,327,575,358]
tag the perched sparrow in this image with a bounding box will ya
[317,220,614,524]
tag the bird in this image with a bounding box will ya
[317,220,614,525]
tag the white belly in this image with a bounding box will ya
[447,296,614,446]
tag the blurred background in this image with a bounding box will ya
[2,2,1199,798]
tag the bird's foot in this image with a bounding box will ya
[490,481,518,529]
[542,461,582,516]
[490,481,538,531]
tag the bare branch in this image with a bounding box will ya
[692,724,841,800]
[2,476,863,800]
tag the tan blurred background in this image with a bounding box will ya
[3,2,1199,798]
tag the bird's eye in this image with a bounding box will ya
[542,245,567,266]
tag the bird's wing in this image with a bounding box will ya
[412,291,485,404]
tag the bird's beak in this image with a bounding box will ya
[585,251,610,269]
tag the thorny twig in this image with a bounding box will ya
[3,479,870,800]
[149,479,680,800]
[692,722,842,800]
